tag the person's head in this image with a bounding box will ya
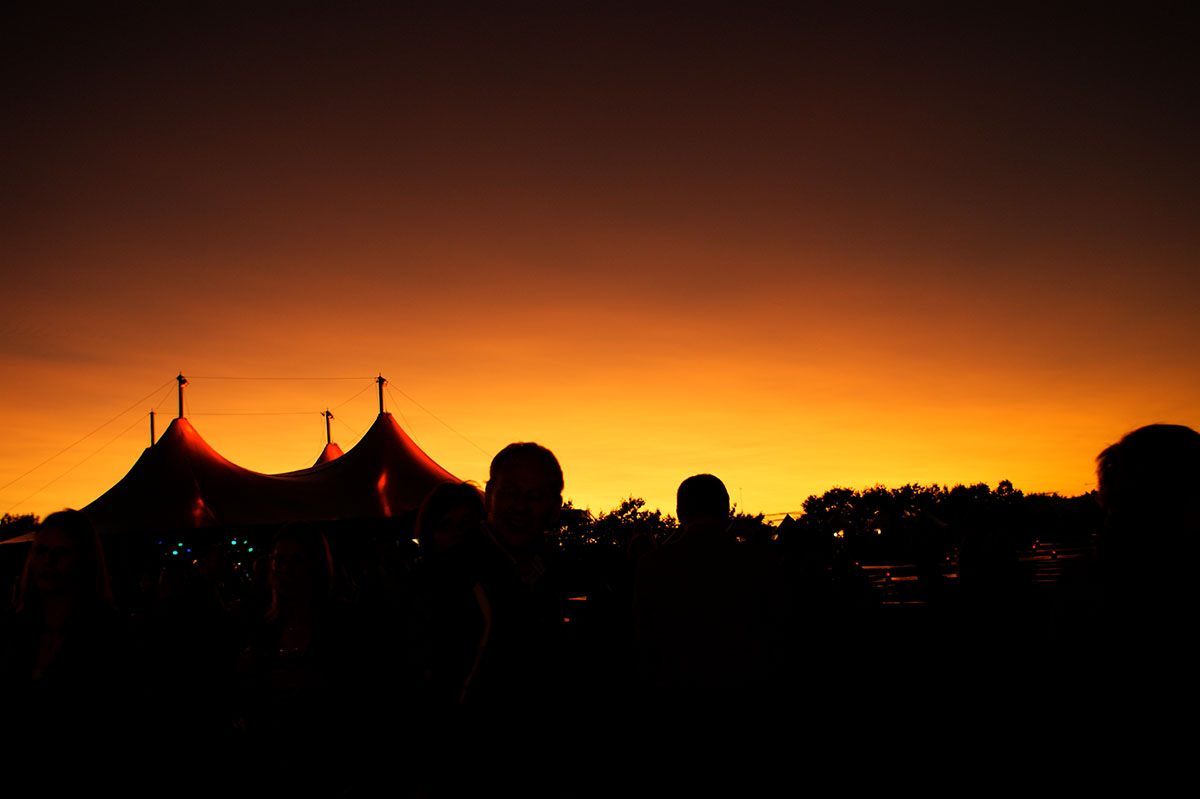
[676,474,730,533]
[485,443,563,553]
[17,509,112,614]
[267,524,334,615]
[416,481,486,555]
[1098,424,1200,540]
[1096,424,1200,617]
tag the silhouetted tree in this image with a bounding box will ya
[554,500,594,549]
[730,506,772,547]
[593,497,676,548]
[0,512,38,540]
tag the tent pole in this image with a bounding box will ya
[324,409,333,444]
[176,373,188,419]
[377,374,386,415]
[150,410,156,446]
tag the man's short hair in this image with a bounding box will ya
[488,442,564,493]
[677,474,730,523]
[1097,424,1200,519]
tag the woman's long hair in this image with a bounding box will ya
[15,509,113,616]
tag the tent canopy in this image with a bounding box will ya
[84,413,457,534]
[313,441,345,466]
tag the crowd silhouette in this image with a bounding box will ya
[2,423,1197,795]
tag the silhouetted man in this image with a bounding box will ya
[676,473,733,541]
[468,444,567,713]
[1096,424,1200,638]
[1065,424,1200,789]
[483,442,563,585]
[634,474,788,709]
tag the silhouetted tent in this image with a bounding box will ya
[83,413,456,534]
[313,441,345,466]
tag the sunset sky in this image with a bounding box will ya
[3,3,1197,521]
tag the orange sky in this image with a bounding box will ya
[2,5,1197,520]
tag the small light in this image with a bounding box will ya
[248,547,254,553]
[231,539,237,546]
[172,550,179,556]
[176,542,183,547]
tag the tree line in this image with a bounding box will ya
[551,481,1101,563]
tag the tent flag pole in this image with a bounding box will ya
[176,373,188,419]
[377,374,386,415]
[324,409,333,444]
[150,410,156,446]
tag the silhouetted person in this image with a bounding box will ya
[408,482,492,795]
[458,443,581,794]
[468,444,567,703]
[417,481,487,558]
[411,483,490,708]
[1,510,134,755]
[1096,423,1200,647]
[144,541,242,756]
[628,476,796,789]
[634,474,789,710]
[1035,424,1200,788]
[238,524,366,794]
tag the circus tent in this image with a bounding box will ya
[83,383,458,534]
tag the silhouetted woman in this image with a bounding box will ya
[411,482,490,708]
[409,482,493,796]
[1,509,131,750]
[238,524,364,793]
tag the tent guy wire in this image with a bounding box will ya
[0,378,175,496]
[5,414,147,516]
[189,375,375,380]
[387,384,490,457]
